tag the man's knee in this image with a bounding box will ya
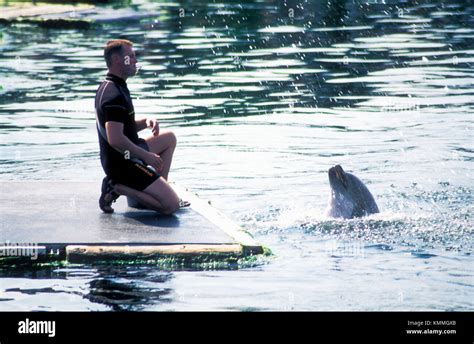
[167,131,177,148]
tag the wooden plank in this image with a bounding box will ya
[67,244,243,258]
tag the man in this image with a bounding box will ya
[95,39,186,214]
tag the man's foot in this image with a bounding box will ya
[99,176,120,213]
[179,199,191,208]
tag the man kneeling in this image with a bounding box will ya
[95,39,187,214]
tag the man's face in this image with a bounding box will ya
[116,45,137,77]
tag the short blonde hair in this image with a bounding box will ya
[104,39,133,67]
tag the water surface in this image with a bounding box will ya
[0,0,473,310]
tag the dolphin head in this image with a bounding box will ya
[328,165,351,194]
[327,165,379,219]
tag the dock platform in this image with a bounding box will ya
[0,181,263,264]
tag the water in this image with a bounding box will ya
[0,0,473,310]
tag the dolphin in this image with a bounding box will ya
[326,165,379,219]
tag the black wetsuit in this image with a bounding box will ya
[95,73,158,191]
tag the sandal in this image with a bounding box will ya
[99,176,120,213]
[179,199,191,208]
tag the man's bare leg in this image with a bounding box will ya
[114,177,180,215]
[145,131,176,180]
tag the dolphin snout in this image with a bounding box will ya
[329,165,348,189]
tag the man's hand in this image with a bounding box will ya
[143,152,163,172]
[146,118,159,136]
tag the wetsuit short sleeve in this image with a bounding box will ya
[103,95,129,124]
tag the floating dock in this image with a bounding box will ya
[0,3,94,20]
[0,181,263,264]
[0,3,157,28]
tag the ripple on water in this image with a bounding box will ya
[244,183,473,254]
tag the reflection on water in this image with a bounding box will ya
[84,267,173,311]
[0,264,174,311]
[0,0,473,311]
